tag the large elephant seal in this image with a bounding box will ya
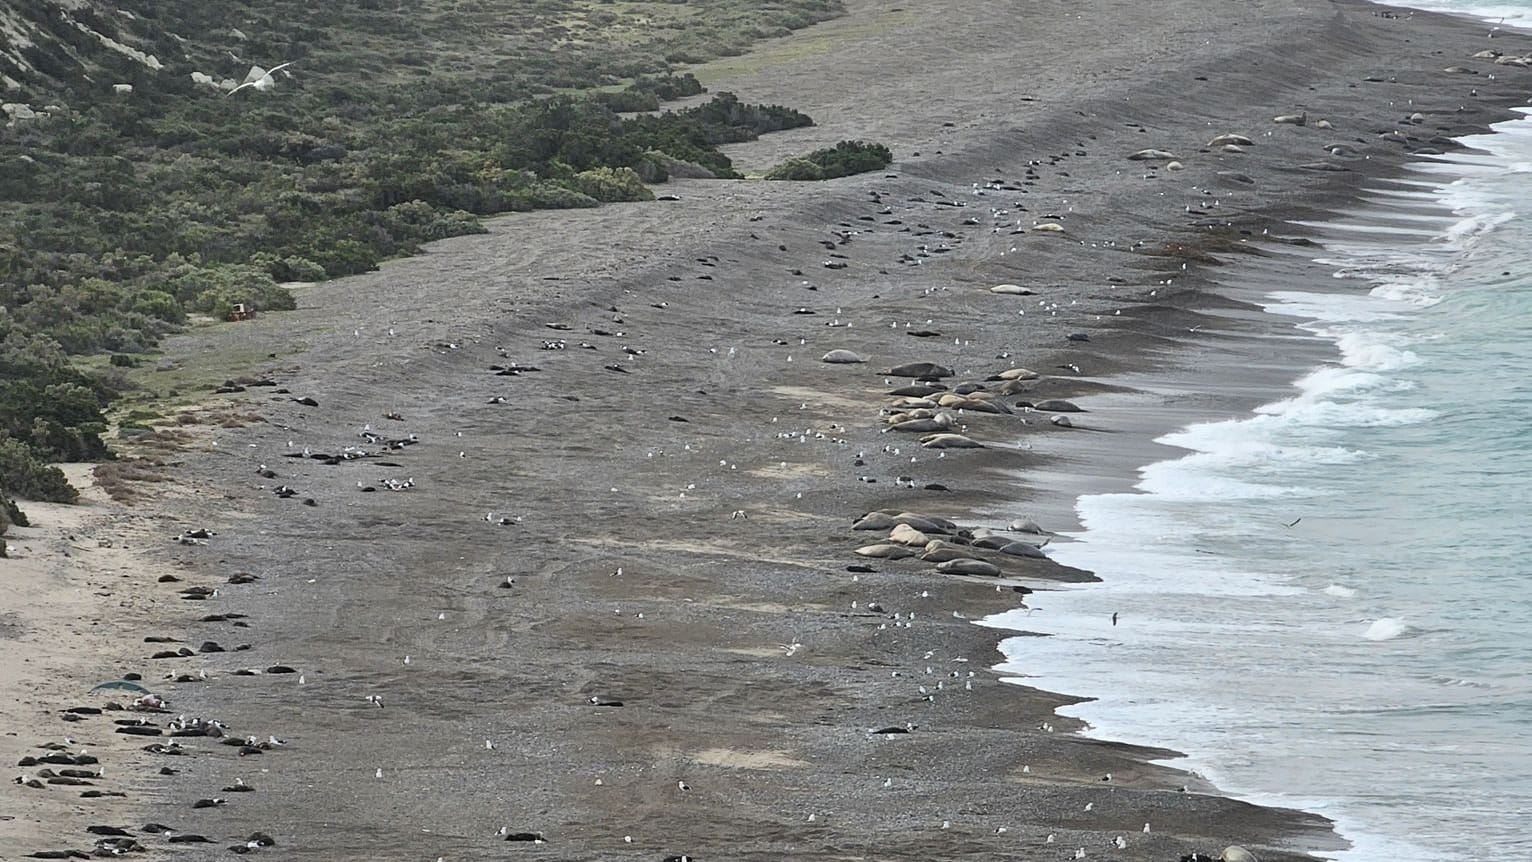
[888,524,933,547]
[920,433,983,449]
[936,559,1001,576]
[855,544,914,559]
[887,361,954,379]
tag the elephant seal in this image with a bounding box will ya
[891,416,953,433]
[887,361,954,379]
[1033,399,1084,412]
[1207,133,1254,147]
[949,398,1011,415]
[920,433,983,449]
[822,349,866,364]
[995,368,1040,381]
[999,541,1048,559]
[870,511,956,532]
[920,541,978,563]
[1219,847,1260,862]
[855,544,914,560]
[1128,149,1179,161]
[852,512,899,531]
[888,524,933,547]
[888,383,946,397]
[990,283,1034,295]
[937,559,1001,576]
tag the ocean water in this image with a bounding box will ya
[983,11,1532,861]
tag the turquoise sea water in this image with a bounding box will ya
[985,6,1532,860]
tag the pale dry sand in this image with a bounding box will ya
[7,0,1532,859]
[1,466,193,846]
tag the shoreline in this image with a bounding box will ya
[6,1,1531,859]
[996,117,1532,858]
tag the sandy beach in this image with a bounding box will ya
[6,0,1530,858]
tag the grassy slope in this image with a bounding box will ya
[0,0,844,512]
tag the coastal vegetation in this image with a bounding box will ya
[764,140,894,180]
[0,0,857,517]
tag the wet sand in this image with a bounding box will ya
[7,0,1531,858]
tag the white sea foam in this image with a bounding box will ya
[1008,71,1532,862]
[1361,618,1411,641]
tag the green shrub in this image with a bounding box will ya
[0,433,78,504]
[630,72,705,101]
[763,157,825,181]
[274,256,328,282]
[130,289,184,323]
[595,90,660,113]
[572,167,654,203]
[766,140,893,180]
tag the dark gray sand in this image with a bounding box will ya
[10,0,1532,859]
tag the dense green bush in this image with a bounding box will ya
[631,72,706,101]
[764,157,825,181]
[573,167,655,202]
[766,140,893,180]
[0,433,79,504]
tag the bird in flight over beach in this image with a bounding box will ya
[227,62,296,96]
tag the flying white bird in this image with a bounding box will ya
[227,62,296,96]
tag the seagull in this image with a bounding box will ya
[677,780,691,792]
[227,62,296,96]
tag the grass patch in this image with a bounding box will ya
[93,459,173,504]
